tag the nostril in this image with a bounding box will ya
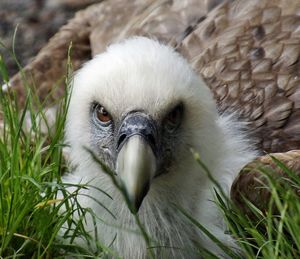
[117,133,127,149]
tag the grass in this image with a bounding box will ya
[223,160,300,258]
[196,156,300,258]
[0,44,113,257]
[0,42,300,258]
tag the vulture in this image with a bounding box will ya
[62,36,256,257]
[2,0,300,257]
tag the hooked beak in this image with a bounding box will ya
[116,113,157,213]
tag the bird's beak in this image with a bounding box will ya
[116,113,157,213]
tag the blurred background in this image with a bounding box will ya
[0,0,101,76]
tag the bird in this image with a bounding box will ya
[61,36,257,258]
[2,0,300,253]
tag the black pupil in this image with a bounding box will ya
[100,107,108,116]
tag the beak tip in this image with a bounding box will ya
[129,199,142,214]
[128,182,150,214]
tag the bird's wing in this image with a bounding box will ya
[177,0,300,153]
[230,149,300,218]
[7,0,220,107]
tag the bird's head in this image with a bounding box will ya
[66,37,220,213]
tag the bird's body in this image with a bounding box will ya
[62,37,257,258]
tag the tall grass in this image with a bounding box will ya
[0,44,112,257]
[0,42,300,258]
[222,159,300,258]
[183,151,300,259]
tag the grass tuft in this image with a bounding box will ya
[0,43,112,258]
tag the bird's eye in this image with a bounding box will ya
[95,104,112,124]
[164,104,183,131]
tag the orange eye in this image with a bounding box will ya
[96,105,112,124]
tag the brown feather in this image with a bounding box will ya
[178,0,300,152]
[230,150,300,218]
